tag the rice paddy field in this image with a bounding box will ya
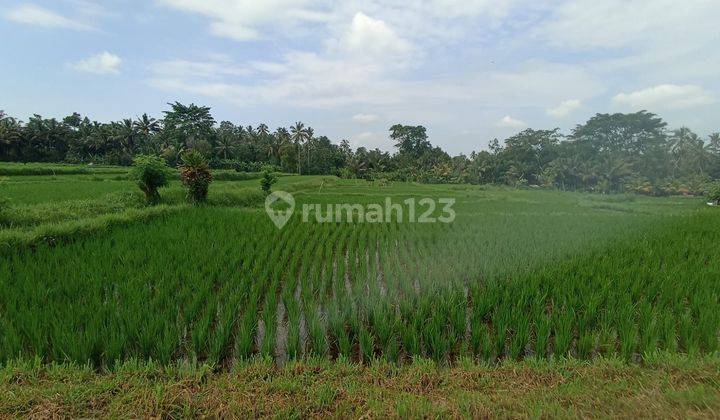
[1,162,719,417]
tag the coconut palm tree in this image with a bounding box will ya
[245,125,256,140]
[215,130,238,160]
[670,128,710,176]
[132,114,161,154]
[257,123,269,137]
[290,122,311,173]
[708,133,720,155]
[267,127,288,165]
[0,112,22,159]
[134,113,160,136]
[112,119,139,155]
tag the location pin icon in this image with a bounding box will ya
[265,191,295,229]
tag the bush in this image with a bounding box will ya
[337,168,353,179]
[212,171,263,181]
[131,155,171,204]
[260,167,278,194]
[180,150,213,203]
[707,182,720,205]
[230,161,281,173]
[0,165,90,176]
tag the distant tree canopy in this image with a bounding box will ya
[1,105,718,196]
[390,124,431,158]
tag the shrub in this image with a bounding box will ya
[337,168,353,179]
[212,171,263,181]
[707,182,720,205]
[180,150,213,203]
[231,161,281,173]
[260,167,278,194]
[0,165,90,176]
[130,155,171,204]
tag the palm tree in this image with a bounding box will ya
[670,128,709,176]
[133,114,161,154]
[267,128,288,165]
[708,133,720,155]
[245,125,256,140]
[26,115,67,161]
[290,122,311,174]
[215,131,238,160]
[304,127,315,172]
[257,123,269,137]
[134,113,160,136]
[0,112,21,159]
[112,119,139,155]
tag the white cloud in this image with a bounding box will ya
[67,0,114,18]
[4,4,94,30]
[537,0,720,51]
[208,21,259,41]
[147,11,423,108]
[331,12,413,60]
[148,56,602,116]
[547,99,581,118]
[157,0,329,41]
[497,115,526,128]
[156,0,517,44]
[349,131,394,151]
[68,52,122,75]
[612,85,714,110]
[353,113,380,123]
[144,0,717,149]
[152,58,251,78]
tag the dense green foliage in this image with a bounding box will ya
[130,155,171,204]
[0,178,716,367]
[707,181,720,204]
[180,150,212,203]
[2,106,718,195]
[260,168,278,194]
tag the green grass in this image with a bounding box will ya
[0,354,718,418]
[1,174,716,366]
[0,174,332,231]
[1,176,134,205]
[1,167,718,417]
[0,162,128,176]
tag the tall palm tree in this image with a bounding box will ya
[134,113,160,136]
[26,115,66,160]
[215,131,238,160]
[670,128,708,176]
[112,119,139,155]
[0,112,21,158]
[257,123,269,137]
[133,114,161,154]
[304,127,315,172]
[708,133,720,155]
[290,122,309,143]
[290,122,311,174]
[267,128,288,165]
[245,125,256,140]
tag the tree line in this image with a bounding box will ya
[1,103,718,195]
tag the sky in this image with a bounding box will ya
[1,0,719,155]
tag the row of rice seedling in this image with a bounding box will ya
[0,209,278,365]
[1,184,716,367]
[270,188,717,363]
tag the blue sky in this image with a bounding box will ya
[1,0,719,154]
